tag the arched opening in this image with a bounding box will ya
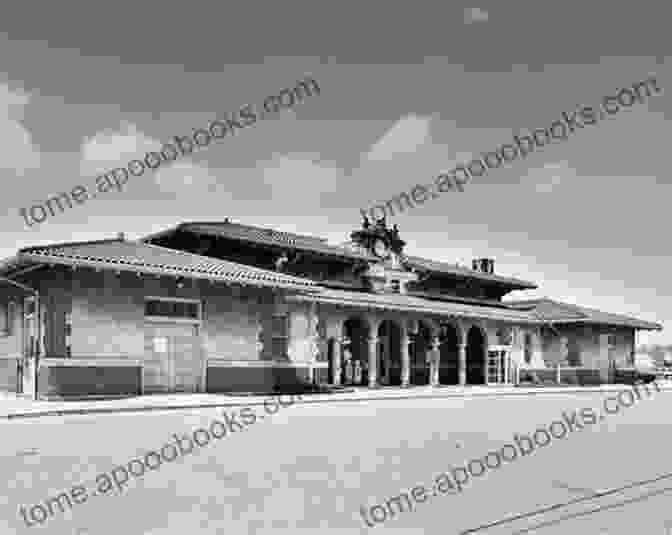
[342,317,370,386]
[466,326,486,385]
[410,322,432,385]
[439,324,460,385]
[326,338,335,384]
[524,332,533,365]
[378,320,402,386]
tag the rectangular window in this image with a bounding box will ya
[0,302,13,336]
[144,298,200,320]
[271,313,289,358]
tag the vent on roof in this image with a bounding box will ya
[472,258,494,274]
[117,232,125,241]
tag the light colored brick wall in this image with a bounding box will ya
[65,269,268,362]
[539,324,634,369]
[512,326,544,367]
[70,270,144,358]
[0,289,23,358]
[202,284,260,361]
[287,302,315,364]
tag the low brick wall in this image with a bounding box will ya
[519,367,604,386]
[206,364,311,393]
[560,368,602,386]
[38,365,141,398]
[0,358,19,392]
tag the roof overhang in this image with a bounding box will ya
[543,319,663,331]
[287,288,542,324]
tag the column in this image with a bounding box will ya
[458,343,467,386]
[368,336,379,388]
[504,350,510,384]
[430,337,441,387]
[332,338,342,386]
[598,333,610,383]
[401,331,411,387]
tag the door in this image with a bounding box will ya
[144,324,201,393]
[486,349,510,384]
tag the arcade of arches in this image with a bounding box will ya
[323,315,509,388]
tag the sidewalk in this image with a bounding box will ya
[2,381,671,420]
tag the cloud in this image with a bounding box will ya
[525,162,568,194]
[259,152,345,204]
[464,7,489,24]
[154,161,220,197]
[80,121,221,198]
[0,83,41,175]
[365,115,432,162]
[79,121,160,176]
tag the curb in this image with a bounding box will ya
[2,383,669,420]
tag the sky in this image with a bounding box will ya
[0,1,669,345]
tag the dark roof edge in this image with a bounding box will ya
[545,318,663,331]
[19,237,125,254]
[162,224,370,261]
[408,263,538,290]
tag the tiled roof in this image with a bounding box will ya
[143,221,536,287]
[288,288,542,324]
[403,255,537,290]
[168,222,376,261]
[507,298,662,330]
[16,239,318,290]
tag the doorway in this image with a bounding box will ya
[144,323,202,393]
[466,326,486,385]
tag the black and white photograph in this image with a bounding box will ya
[0,2,671,533]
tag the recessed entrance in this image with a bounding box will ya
[378,320,402,386]
[410,322,432,385]
[439,324,460,385]
[466,326,486,385]
[342,317,369,386]
[486,348,510,384]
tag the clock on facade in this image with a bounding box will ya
[373,239,390,258]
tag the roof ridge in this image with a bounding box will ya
[182,221,327,241]
[179,223,371,259]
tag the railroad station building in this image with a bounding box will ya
[0,217,662,398]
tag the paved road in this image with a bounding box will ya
[1,389,671,534]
